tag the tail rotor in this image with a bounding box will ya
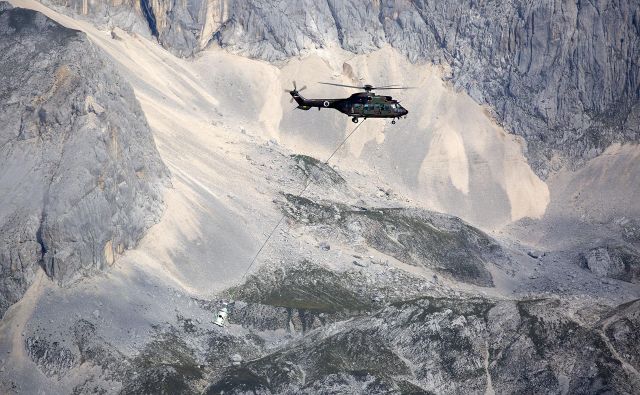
[285,81,307,103]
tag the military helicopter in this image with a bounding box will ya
[286,81,410,124]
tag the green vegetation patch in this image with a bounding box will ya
[391,295,496,322]
[122,331,203,394]
[227,260,374,312]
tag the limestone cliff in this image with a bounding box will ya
[0,5,168,315]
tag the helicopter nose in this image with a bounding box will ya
[402,108,408,116]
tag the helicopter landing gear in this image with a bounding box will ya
[352,117,359,124]
[391,119,396,124]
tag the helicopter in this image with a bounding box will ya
[286,82,410,124]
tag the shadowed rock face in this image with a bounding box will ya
[23,259,639,394]
[199,295,640,394]
[0,6,168,315]
[38,0,640,176]
[604,300,640,374]
[575,245,640,284]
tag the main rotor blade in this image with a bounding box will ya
[318,82,364,89]
[298,85,307,92]
[373,86,416,90]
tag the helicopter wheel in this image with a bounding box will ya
[391,119,396,125]
[352,117,359,124]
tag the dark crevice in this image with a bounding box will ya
[140,0,159,37]
[325,0,344,46]
[298,309,308,333]
[286,308,293,333]
[35,209,50,277]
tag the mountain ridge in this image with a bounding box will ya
[37,0,640,177]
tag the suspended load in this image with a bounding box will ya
[214,303,228,327]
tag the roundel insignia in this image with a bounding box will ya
[323,101,330,107]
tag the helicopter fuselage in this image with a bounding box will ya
[290,91,408,123]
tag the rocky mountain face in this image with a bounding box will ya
[36,0,149,37]
[19,259,640,394]
[3,140,638,393]
[203,293,640,394]
[2,1,639,394]
[0,4,168,315]
[38,0,226,57]
[38,0,640,177]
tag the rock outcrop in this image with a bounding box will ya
[577,245,640,284]
[37,0,150,38]
[0,5,168,315]
[39,0,225,57]
[280,194,510,287]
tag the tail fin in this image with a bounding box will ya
[290,91,306,105]
[290,91,310,110]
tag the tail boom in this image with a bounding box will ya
[290,91,338,109]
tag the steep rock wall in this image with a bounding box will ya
[0,5,169,315]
